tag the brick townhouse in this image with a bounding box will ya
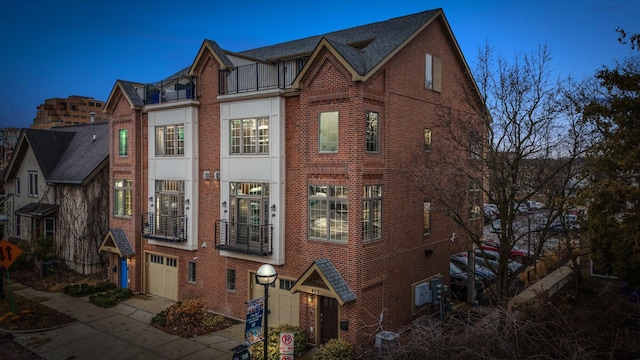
[99,8,486,348]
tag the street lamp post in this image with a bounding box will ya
[256,264,278,360]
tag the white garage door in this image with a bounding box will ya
[147,253,178,301]
[252,277,300,327]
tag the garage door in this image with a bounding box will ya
[147,253,178,301]
[252,277,300,327]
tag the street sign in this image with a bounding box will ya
[279,332,294,355]
[279,355,293,360]
[0,239,22,268]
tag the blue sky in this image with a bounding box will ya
[0,0,637,128]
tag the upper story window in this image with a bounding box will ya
[366,111,379,153]
[468,130,482,159]
[309,185,348,242]
[319,111,339,153]
[424,129,432,152]
[230,117,269,154]
[28,171,38,197]
[15,177,20,196]
[363,185,382,241]
[155,124,184,156]
[425,53,442,92]
[119,129,128,157]
[423,201,431,235]
[114,179,132,217]
[469,180,482,220]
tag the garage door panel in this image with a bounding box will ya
[147,254,178,301]
[251,276,299,327]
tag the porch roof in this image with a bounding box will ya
[99,228,135,258]
[14,203,58,217]
[290,257,356,305]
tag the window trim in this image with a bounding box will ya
[363,185,383,242]
[309,185,349,242]
[230,117,270,155]
[366,111,379,153]
[114,179,133,217]
[188,261,196,283]
[423,201,431,235]
[319,111,339,153]
[28,171,38,197]
[227,269,236,291]
[118,129,128,157]
[155,124,185,156]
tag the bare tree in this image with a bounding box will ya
[416,44,590,300]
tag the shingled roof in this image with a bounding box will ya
[236,9,440,76]
[7,123,109,185]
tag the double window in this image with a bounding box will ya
[230,117,269,154]
[28,171,38,197]
[363,185,382,241]
[114,179,132,217]
[119,129,128,157]
[155,124,184,156]
[366,111,379,152]
[309,185,348,242]
[229,182,270,245]
[319,111,339,153]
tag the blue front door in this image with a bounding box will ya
[120,257,128,288]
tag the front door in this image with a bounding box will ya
[319,297,339,344]
[120,257,128,288]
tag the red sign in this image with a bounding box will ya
[279,356,293,360]
[0,239,22,268]
[279,332,294,355]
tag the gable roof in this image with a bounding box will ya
[3,123,109,186]
[290,258,356,305]
[104,80,145,110]
[99,228,135,258]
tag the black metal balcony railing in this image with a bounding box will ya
[142,213,188,243]
[219,58,306,95]
[144,75,196,105]
[214,220,272,256]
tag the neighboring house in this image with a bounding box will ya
[2,123,109,274]
[101,8,486,349]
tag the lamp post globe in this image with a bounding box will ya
[256,264,277,360]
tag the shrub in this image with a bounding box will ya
[313,338,354,360]
[151,299,236,337]
[89,288,132,308]
[249,324,307,360]
[63,282,116,297]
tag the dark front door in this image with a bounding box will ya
[319,297,339,344]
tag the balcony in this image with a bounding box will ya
[142,212,188,243]
[214,220,272,256]
[144,75,196,105]
[219,58,306,95]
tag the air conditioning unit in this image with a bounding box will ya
[415,282,431,306]
[375,331,399,354]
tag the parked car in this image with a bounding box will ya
[450,254,496,282]
[481,241,532,259]
[526,200,545,210]
[483,203,499,222]
[474,249,522,275]
[536,215,579,236]
[449,261,484,301]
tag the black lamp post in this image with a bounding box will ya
[256,264,278,360]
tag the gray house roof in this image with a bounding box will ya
[290,257,356,305]
[236,9,440,76]
[46,123,109,185]
[99,228,135,258]
[13,123,109,186]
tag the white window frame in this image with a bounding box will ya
[28,171,38,197]
[309,185,348,242]
[230,117,269,155]
[155,124,184,156]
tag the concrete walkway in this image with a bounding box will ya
[5,283,247,360]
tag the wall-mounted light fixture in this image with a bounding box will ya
[148,196,154,202]
[271,204,276,212]
[185,199,190,206]
[425,249,434,256]
[222,201,227,208]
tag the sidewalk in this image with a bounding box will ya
[5,283,247,360]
